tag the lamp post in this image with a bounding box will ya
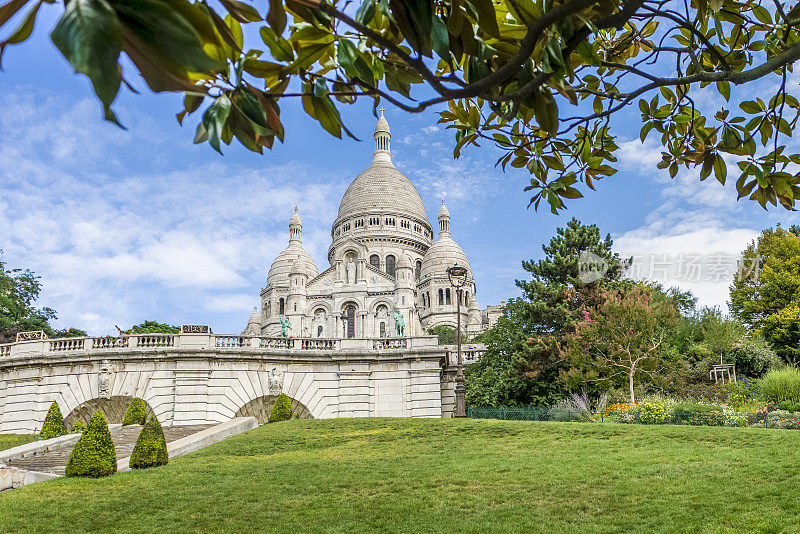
[446,264,468,418]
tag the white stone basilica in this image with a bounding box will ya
[246,111,491,340]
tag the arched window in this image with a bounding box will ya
[422,293,427,307]
[415,260,422,281]
[345,305,356,338]
[317,325,323,337]
[279,298,285,316]
[369,254,380,269]
[385,254,396,276]
[465,291,469,305]
[445,288,451,305]
[379,322,386,337]
[266,301,271,318]
[438,289,444,306]
[427,292,431,308]
[294,303,297,312]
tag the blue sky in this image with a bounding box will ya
[1,9,799,335]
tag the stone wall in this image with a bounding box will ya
[0,334,454,433]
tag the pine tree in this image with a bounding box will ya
[129,416,169,469]
[122,397,147,426]
[65,411,117,477]
[466,219,631,407]
[269,394,293,422]
[39,402,68,439]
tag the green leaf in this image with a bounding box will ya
[259,26,293,62]
[716,80,730,101]
[50,0,123,124]
[430,13,449,60]
[468,0,499,38]
[739,101,761,114]
[356,0,375,25]
[0,0,42,67]
[219,0,261,23]
[0,0,29,27]
[713,154,727,184]
[266,0,286,34]
[201,94,232,153]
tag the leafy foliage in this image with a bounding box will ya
[466,218,628,406]
[562,285,680,403]
[70,420,87,433]
[129,416,169,469]
[4,1,800,210]
[427,325,467,344]
[730,226,800,363]
[123,321,180,334]
[122,397,147,426]
[0,257,56,343]
[757,367,800,404]
[269,393,292,422]
[65,411,117,477]
[727,337,781,378]
[39,402,68,440]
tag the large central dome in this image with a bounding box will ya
[336,164,428,223]
[335,110,428,226]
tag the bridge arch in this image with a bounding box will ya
[64,396,155,428]
[234,395,313,424]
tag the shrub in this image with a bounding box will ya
[70,420,87,433]
[129,416,168,469]
[671,402,724,426]
[777,400,800,412]
[39,402,68,440]
[728,338,781,378]
[269,394,293,422]
[765,410,800,430]
[757,367,800,404]
[65,411,117,477]
[638,403,666,424]
[122,398,147,426]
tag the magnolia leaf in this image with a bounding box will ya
[50,0,123,124]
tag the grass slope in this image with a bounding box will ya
[0,419,798,532]
[0,434,36,452]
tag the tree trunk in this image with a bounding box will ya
[629,369,635,404]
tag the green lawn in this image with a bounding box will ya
[1,419,798,533]
[0,434,36,452]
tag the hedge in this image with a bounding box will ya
[130,416,169,469]
[122,398,147,426]
[39,402,68,440]
[65,411,117,477]
[269,394,293,422]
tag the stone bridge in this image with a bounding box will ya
[0,327,486,434]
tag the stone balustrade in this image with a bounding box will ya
[442,344,487,365]
[0,328,443,359]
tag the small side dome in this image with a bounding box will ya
[421,235,470,280]
[267,209,318,288]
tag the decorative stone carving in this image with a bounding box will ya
[98,360,113,398]
[346,258,356,284]
[15,330,47,342]
[268,367,284,395]
[181,324,211,334]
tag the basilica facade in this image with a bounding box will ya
[245,111,492,339]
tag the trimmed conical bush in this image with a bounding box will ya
[70,420,87,433]
[130,416,169,469]
[39,402,68,439]
[269,394,293,422]
[122,397,147,426]
[65,411,117,477]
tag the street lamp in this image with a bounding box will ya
[446,264,468,418]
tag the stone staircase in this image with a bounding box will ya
[5,425,212,476]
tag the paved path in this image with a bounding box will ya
[6,425,212,475]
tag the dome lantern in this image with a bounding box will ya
[289,206,302,242]
[438,199,451,236]
[374,107,391,164]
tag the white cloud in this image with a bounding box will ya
[0,88,344,335]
